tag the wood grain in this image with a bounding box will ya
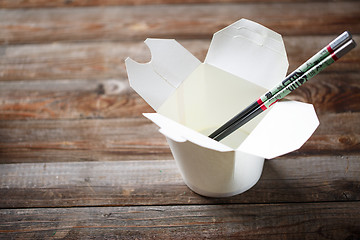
[1,2,360,44]
[0,118,170,162]
[0,37,358,122]
[299,113,360,155]
[0,155,359,208]
[0,79,154,120]
[0,202,359,239]
[0,36,359,82]
[285,72,360,114]
[0,113,358,164]
[0,41,153,81]
[1,1,359,239]
[1,0,355,9]
[0,71,358,120]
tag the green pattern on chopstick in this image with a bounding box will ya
[258,31,351,104]
[263,55,336,109]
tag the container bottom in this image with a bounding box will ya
[183,172,262,198]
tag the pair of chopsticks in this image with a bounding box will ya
[209,31,357,142]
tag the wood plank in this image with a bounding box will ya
[0,3,359,44]
[0,118,171,163]
[0,36,359,82]
[287,72,360,115]
[297,112,360,155]
[0,41,154,81]
[0,202,359,239]
[0,71,358,120]
[0,79,154,120]
[285,72,360,115]
[1,0,355,9]
[0,112,359,163]
[0,155,359,208]
[283,35,360,73]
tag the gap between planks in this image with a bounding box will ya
[0,202,359,240]
[0,112,359,164]
[0,2,360,44]
[0,36,359,82]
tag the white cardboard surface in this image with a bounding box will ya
[205,19,288,89]
[144,113,233,152]
[238,101,319,159]
[125,39,200,110]
[156,63,269,135]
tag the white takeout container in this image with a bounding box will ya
[125,19,319,197]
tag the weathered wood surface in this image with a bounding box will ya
[1,0,356,9]
[0,36,359,121]
[1,0,359,239]
[0,112,359,163]
[1,36,359,81]
[1,2,360,44]
[0,155,359,208]
[0,72,358,120]
[0,79,154,120]
[0,118,169,162]
[1,202,359,240]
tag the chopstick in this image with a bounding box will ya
[209,33,356,142]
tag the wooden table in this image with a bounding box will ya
[0,1,359,239]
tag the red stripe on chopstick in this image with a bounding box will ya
[260,104,267,111]
[331,52,338,61]
[269,99,279,107]
[257,98,263,105]
[326,44,334,54]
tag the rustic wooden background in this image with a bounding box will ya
[0,0,359,239]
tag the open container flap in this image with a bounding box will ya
[143,113,233,152]
[205,18,288,89]
[125,38,201,110]
[238,101,319,159]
